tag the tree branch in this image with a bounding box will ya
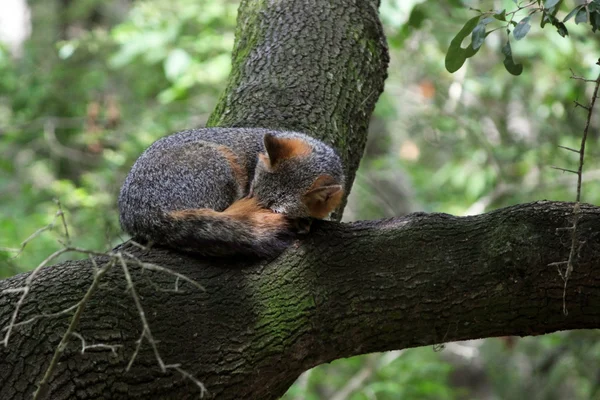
[1,201,599,399]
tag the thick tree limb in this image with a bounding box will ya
[1,201,599,399]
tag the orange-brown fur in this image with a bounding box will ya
[217,145,247,190]
[262,136,312,169]
[302,175,344,218]
[168,197,287,233]
[168,208,220,220]
[223,197,288,232]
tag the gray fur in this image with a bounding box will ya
[118,127,344,257]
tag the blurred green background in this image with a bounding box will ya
[1,0,599,398]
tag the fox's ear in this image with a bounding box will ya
[303,175,344,219]
[263,133,312,168]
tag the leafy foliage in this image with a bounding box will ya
[0,0,236,274]
[445,0,600,75]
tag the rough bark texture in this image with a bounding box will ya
[1,202,600,399]
[1,0,599,399]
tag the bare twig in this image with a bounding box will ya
[550,166,579,174]
[70,332,122,355]
[167,364,209,399]
[2,203,207,398]
[3,302,81,331]
[557,145,580,154]
[33,258,115,400]
[122,251,205,292]
[4,214,62,259]
[2,247,71,347]
[555,68,600,315]
[118,253,166,372]
[55,199,71,246]
[570,69,597,83]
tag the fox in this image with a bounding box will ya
[118,127,344,257]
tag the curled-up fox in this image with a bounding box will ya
[118,128,344,257]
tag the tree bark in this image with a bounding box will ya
[1,202,600,399]
[1,0,599,400]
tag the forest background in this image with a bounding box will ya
[1,0,599,398]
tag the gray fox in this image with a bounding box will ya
[118,127,344,257]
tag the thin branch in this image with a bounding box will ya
[70,332,122,355]
[573,100,590,110]
[2,247,70,347]
[550,166,579,174]
[3,302,81,331]
[33,258,115,400]
[557,145,580,154]
[121,251,205,292]
[555,69,600,315]
[118,253,166,372]
[2,199,207,398]
[570,69,597,82]
[126,333,145,372]
[6,214,61,259]
[167,364,209,398]
[55,199,71,246]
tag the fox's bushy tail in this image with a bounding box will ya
[147,198,292,258]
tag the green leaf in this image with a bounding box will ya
[513,17,531,40]
[564,5,584,22]
[494,9,507,21]
[544,0,560,8]
[445,47,467,74]
[541,13,548,28]
[540,13,569,36]
[575,8,588,24]
[591,11,600,32]
[471,24,486,50]
[471,18,493,50]
[548,0,563,15]
[556,22,569,36]
[502,40,523,75]
[445,16,481,73]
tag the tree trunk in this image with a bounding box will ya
[1,0,599,399]
[207,0,388,214]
